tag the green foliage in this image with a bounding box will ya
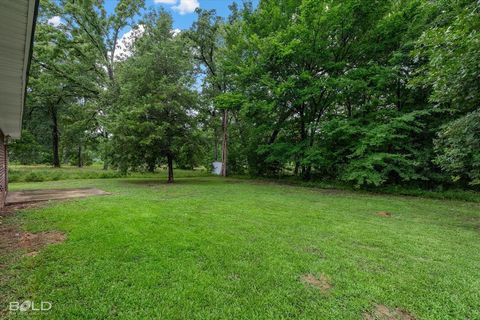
[341,111,428,186]
[434,110,480,186]
[214,93,246,110]
[192,0,478,190]
[9,130,49,164]
[110,10,202,180]
[17,0,479,191]
[412,1,480,113]
[13,0,146,169]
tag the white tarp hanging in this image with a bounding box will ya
[212,162,222,175]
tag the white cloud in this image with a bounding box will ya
[172,0,199,15]
[153,0,177,3]
[113,25,145,61]
[171,28,181,37]
[47,16,62,27]
[153,0,199,15]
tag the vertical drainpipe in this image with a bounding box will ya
[0,133,5,208]
[5,137,8,194]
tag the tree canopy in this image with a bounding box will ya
[12,0,480,187]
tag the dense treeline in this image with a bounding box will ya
[10,0,479,187]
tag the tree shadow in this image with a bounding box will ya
[121,177,225,187]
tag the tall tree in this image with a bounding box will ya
[413,1,480,186]
[26,6,99,167]
[111,10,199,183]
[48,0,145,168]
[187,9,230,176]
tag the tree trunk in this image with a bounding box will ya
[396,78,402,111]
[51,108,60,168]
[294,161,300,176]
[212,109,219,162]
[107,65,115,83]
[346,100,352,117]
[102,131,109,170]
[77,145,82,168]
[214,128,219,161]
[167,154,174,183]
[303,166,312,180]
[303,125,316,181]
[221,109,228,177]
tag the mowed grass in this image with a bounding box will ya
[2,176,480,319]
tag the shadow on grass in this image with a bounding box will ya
[120,176,480,205]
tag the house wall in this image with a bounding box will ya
[0,130,6,208]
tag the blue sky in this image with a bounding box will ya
[104,0,259,32]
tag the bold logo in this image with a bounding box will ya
[9,300,52,312]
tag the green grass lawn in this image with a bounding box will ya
[2,176,480,319]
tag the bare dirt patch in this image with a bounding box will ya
[377,211,392,217]
[0,229,66,257]
[19,231,66,251]
[0,202,46,217]
[300,273,332,293]
[6,188,110,205]
[363,304,415,320]
[1,204,66,260]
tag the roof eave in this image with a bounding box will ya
[13,0,39,140]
